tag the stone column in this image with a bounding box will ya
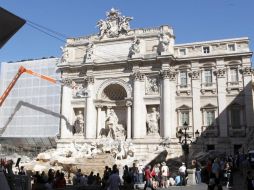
[85,76,96,139]
[190,63,202,135]
[169,71,177,138]
[160,70,171,138]
[133,71,145,138]
[60,85,73,138]
[216,59,228,137]
[126,101,132,139]
[96,105,103,138]
[242,65,254,127]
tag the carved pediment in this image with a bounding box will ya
[176,104,191,110]
[201,103,217,109]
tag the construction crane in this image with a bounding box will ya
[0,66,59,107]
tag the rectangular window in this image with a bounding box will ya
[203,46,210,54]
[181,111,189,126]
[230,68,238,83]
[228,44,236,51]
[206,110,215,126]
[180,71,187,87]
[231,107,241,129]
[179,48,186,56]
[204,70,212,86]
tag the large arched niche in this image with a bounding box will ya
[96,79,132,100]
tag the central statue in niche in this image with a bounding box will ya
[102,109,126,140]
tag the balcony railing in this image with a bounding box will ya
[228,125,246,137]
[226,81,243,92]
[176,84,191,95]
[201,82,216,94]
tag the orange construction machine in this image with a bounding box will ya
[0,66,59,106]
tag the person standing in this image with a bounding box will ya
[161,162,169,188]
[144,165,155,190]
[194,160,202,184]
[138,164,144,184]
[107,164,121,190]
[179,162,187,185]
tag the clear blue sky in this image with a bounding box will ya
[1,0,254,62]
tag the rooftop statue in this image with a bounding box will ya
[97,8,133,39]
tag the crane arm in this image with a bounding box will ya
[0,66,57,107]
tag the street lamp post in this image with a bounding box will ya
[177,121,190,167]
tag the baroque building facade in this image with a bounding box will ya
[57,9,253,159]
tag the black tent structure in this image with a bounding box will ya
[0,6,26,48]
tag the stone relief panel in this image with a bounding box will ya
[97,8,133,39]
[145,76,159,95]
[72,81,89,98]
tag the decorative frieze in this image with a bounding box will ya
[214,68,226,78]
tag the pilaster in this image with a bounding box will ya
[242,63,254,127]
[60,85,73,138]
[132,71,146,138]
[190,62,202,135]
[215,59,228,137]
[126,101,132,139]
[85,76,96,139]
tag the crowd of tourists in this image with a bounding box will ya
[1,153,254,190]
[200,153,254,190]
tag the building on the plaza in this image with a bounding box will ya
[0,9,253,161]
[57,8,254,158]
[0,57,61,150]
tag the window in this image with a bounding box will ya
[204,70,212,86]
[180,71,187,87]
[231,107,241,129]
[230,68,238,83]
[206,110,215,126]
[179,48,186,56]
[203,46,210,54]
[181,111,189,126]
[206,145,215,151]
[228,44,236,51]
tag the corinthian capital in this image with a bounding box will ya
[242,66,252,76]
[133,71,145,81]
[190,70,200,80]
[160,70,176,80]
[85,76,94,84]
[61,78,73,87]
[214,68,226,78]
